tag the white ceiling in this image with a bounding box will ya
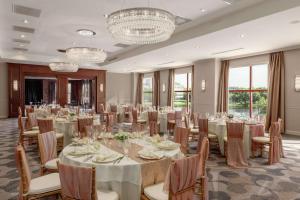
[1,0,300,73]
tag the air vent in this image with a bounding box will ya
[12,4,41,18]
[212,48,244,55]
[175,16,192,26]
[13,47,28,51]
[57,49,66,53]
[114,43,130,48]
[157,61,174,66]
[13,26,35,33]
[13,39,30,44]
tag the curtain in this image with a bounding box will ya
[265,52,285,132]
[217,60,229,112]
[135,73,144,106]
[167,69,174,107]
[191,65,194,113]
[153,71,160,107]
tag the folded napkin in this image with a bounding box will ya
[138,149,163,159]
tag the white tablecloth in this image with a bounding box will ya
[59,138,183,200]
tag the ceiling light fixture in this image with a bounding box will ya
[107,7,176,44]
[200,8,206,12]
[76,29,96,37]
[240,34,245,38]
[23,19,29,24]
[20,34,25,38]
[66,47,107,63]
[49,62,79,72]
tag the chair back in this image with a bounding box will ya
[167,112,175,121]
[38,131,57,165]
[132,109,138,124]
[184,115,190,128]
[28,112,38,129]
[106,113,115,132]
[192,113,199,128]
[269,122,281,164]
[198,118,208,134]
[175,111,182,127]
[38,119,54,134]
[25,106,34,117]
[198,137,209,177]
[18,107,23,116]
[174,127,190,154]
[99,104,105,113]
[110,105,117,113]
[58,163,96,200]
[78,117,93,137]
[51,108,60,115]
[15,144,32,194]
[226,122,244,139]
[148,111,158,136]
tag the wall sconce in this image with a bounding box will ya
[100,83,104,92]
[13,80,18,91]
[201,80,206,91]
[295,75,300,92]
[162,83,166,93]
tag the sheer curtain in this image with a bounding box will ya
[153,71,160,107]
[167,69,174,107]
[266,52,285,132]
[135,73,144,106]
[217,60,229,112]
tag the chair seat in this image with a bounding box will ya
[24,130,39,137]
[45,158,59,170]
[208,133,217,139]
[28,173,61,195]
[137,119,147,123]
[144,182,168,200]
[190,128,199,134]
[56,132,64,139]
[252,136,270,143]
[32,126,39,130]
[168,120,175,124]
[97,189,119,200]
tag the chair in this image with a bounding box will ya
[77,117,94,138]
[224,122,248,168]
[18,114,39,148]
[148,111,160,136]
[167,112,175,133]
[197,118,219,152]
[106,113,115,132]
[110,104,120,123]
[51,108,60,115]
[174,127,190,154]
[15,144,61,200]
[99,104,108,122]
[124,105,133,123]
[252,122,283,164]
[58,163,119,200]
[142,155,199,200]
[175,111,183,127]
[249,124,265,157]
[132,109,146,132]
[27,113,39,131]
[38,132,58,175]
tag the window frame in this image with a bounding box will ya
[173,72,192,111]
[142,76,153,106]
[228,65,268,117]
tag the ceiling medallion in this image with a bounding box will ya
[107,7,176,45]
[49,62,79,72]
[66,47,107,63]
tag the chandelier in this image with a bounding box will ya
[49,62,79,72]
[66,47,107,63]
[107,7,176,45]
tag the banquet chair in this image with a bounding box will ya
[277,118,285,157]
[252,122,283,164]
[175,111,183,127]
[174,127,190,154]
[99,104,108,122]
[106,113,115,132]
[25,106,34,130]
[132,108,147,132]
[249,124,265,157]
[58,163,119,200]
[148,111,160,136]
[51,108,60,115]
[15,144,61,200]
[224,122,248,168]
[78,117,94,137]
[110,104,120,123]
[37,131,58,175]
[18,114,39,148]
[124,105,133,123]
[142,155,199,200]
[27,112,39,130]
[197,118,219,152]
[167,112,175,133]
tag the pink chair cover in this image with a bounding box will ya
[51,108,60,115]
[269,122,282,164]
[58,163,94,200]
[167,112,175,131]
[38,119,54,134]
[174,127,190,154]
[99,104,105,113]
[197,118,209,152]
[164,155,199,200]
[106,113,114,132]
[198,137,209,200]
[110,105,117,113]
[38,131,57,165]
[148,111,159,136]
[175,111,182,127]
[249,124,265,156]
[226,122,248,168]
[192,113,199,128]
[78,117,93,137]
[28,113,38,129]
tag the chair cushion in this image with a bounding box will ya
[252,136,270,143]
[24,130,39,137]
[28,173,61,195]
[32,126,39,130]
[97,190,119,200]
[208,133,217,139]
[55,132,64,139]
[45,158,59,170]
[144,182,168,200]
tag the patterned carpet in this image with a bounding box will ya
[0,118,300,200]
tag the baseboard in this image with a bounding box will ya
[285,130,300,136]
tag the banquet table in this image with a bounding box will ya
[140,111,168,133]
[59,137,183,200]
[208,120,262,158]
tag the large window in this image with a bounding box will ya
[173,72,192,111]
[228,64,268,118]
[143,77,153,106]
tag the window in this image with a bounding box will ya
[173,72,192,111]
[228,64,268,118]
[67,83,71,104]
[143,77,153,106]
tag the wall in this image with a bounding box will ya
[106,72,132,104]
[0,62,8,118]
[160,70,169,106]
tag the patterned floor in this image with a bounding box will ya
[0,118,300,200]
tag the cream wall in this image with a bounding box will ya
[0,62,8,118]
[160,70,169,107]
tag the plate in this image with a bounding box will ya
[92,154,121,163]
[156,141,180,150]
[138,150,164,160]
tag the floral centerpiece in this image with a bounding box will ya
[68,112,76,120]
[114,132,129,141]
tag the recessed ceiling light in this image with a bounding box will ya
[223,0,232,5]
[19,44,24,47]
[200,8,206,12]
[20,34,25,38]
[240,34,245,38]
[76,29,96,37]
[104,14,108,18]
[72,42,76,45]
[23,19,29,24]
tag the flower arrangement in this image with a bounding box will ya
[114,132,129,141]
[69,112,76,117]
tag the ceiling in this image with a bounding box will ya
[1,0,300,73]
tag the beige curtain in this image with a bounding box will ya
[217,60,229,112]
[153,71,160,107]
[135,73,144,106]
[191,65,194,113]
[266,52,285,132]
[167,69,174,107]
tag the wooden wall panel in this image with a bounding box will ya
[8,64,21,117]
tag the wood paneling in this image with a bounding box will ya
[7,63,106,117]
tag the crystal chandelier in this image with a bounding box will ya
[107,7,176,45]
[66,47,107,63]
[49,62,79,72]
